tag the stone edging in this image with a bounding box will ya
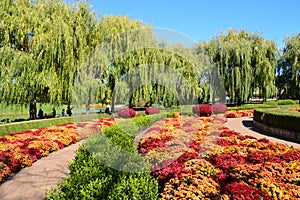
[253,120,300,143]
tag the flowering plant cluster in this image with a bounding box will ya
[138,114,300,199]
[225,109,254,118]
[118,108,136,118]
[145,107,160,115]
[0,117,116,183]
[212,104,228,114]
[76,118,116,139]
[192,104,212,116]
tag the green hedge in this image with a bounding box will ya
[228,99,298,111]
[254,108,300,133]
[276,99,297,105]
[228,104,277,111]
[45,113,167,200]
[0,114,111,136]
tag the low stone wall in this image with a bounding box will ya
[253,120,300,143]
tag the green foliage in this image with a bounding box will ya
[46,146,159,200]
[227,103,277,110]
[45,114,167,199]
[200,29,277,103]
[277,34,300,97]
[277,99,297,105]
[106,173,159,200]
[112,45,211,109]
[227,99,298,110]
[263,100,279,106]
[254,108,300,133]
[0,0,98,104]
[132,113,166,131]
[179,109,194,116]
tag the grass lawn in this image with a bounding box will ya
[0,103,105,122]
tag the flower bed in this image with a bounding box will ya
[212,104,228,114]
[0,118,116,183]
[192,104,212,116]
[138,115,300,199]
[145,107,160,115]
[225,109,254,118]
[118,108,136,118]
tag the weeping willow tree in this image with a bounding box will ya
[277,34,300,98]
[0,0,98,106]
[73,16,158,111]
[76,25,216,111]
[114,48,199,108]
[0,0,222,115]
[112,42,216,109]
[200,29,277,104]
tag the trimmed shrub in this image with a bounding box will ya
[277,99,297,105]
[212,104,227,114]
[145,107,160,115]
[254,108,300,133]
[263,100,278,106]
[192,104,212,116]
[46,114,167,199]
[118,108,136,118]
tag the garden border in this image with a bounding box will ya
[253,120,300,143]
[253,108,300,143]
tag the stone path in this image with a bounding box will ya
[0,141,83,200]
[225,117,300,149]
[1,117,299,200]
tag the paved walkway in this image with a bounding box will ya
[225,117,300,149]
[0,117,299,200]
[0,141,83,200]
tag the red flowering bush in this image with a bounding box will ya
[247,152,283,164]
[192,104,212,116]
[212,104,227,114]
[225,112,237,118]
[151,159,192,186]
[216,138,238,146]
[117,108,136,118]
[138,136,174,154]
[224,182,270,200]
[145,107,160,115]
[209,153,247,171]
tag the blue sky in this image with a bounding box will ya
[86,0,299,48]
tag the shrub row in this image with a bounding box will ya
[118,107,161,118]
[45,114,167,199]
[228,99,298,111]
[117,108,136,118]
[145,107,160,115]
[254,108,300,133]
[192,104,227,116]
